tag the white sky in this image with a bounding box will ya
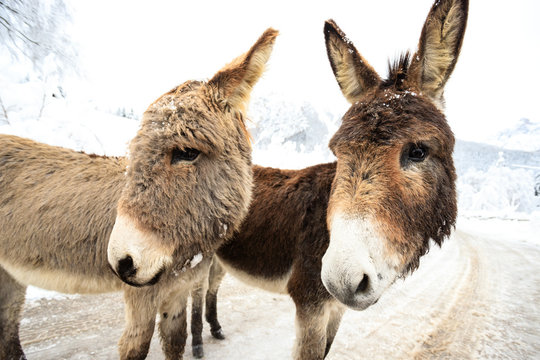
[68,0,540,143]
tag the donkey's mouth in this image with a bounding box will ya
[121,268,164,287]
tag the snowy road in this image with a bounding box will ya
[20,218,540,359]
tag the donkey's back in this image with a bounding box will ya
[0,134,125,293]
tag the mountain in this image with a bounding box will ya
[493,118,540,152]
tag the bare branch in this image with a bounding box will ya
[0,96,9,124]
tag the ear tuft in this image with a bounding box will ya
[324,19,380,103]
[208,28,279,113]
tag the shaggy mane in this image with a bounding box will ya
[382,51,411,91]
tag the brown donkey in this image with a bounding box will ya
[0,28,278,360]
[191,0,468,358]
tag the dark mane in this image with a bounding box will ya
[382,51,411,91]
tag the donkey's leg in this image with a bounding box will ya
[324,302,345,357]
[205,257,226,339]
[291,302,329,360]
[190,267,209,359]
[0,267,27,360]
[158,290,189,360]
[119,287,158,360]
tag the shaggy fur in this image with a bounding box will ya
[0,28,278,360]
[189,1,467,359]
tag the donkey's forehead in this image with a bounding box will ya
[135,80,240,155]
[332,89,453,148]
[146,81,205,113]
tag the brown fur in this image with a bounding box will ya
[190,1,468,359]
[0,28,278,360]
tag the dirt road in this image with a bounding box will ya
[19,219,540,359]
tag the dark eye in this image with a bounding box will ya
[408,144,427,162]
[171,147,200,164]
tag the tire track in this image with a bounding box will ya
[411,231,488,359]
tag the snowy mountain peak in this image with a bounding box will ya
[494,118,540,152]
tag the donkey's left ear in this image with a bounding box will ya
[409,0,468,108]
[208,28,278,113]
[324,20,381,104]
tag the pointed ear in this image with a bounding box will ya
[324,20,381,104]
[409,0,468,108]
[208,28,278,113]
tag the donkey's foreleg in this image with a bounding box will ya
[205,257,226,339]
[324,302,345,357]
[0,267,27,360]
[158,291,188,360]
[119,287,158,360]
[292,303,330,360]
[190,268,209,359]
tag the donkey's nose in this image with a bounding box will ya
[356,274,370,294]
[117,255,137,279]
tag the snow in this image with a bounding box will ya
[493,118,540,152]
[190,253,203,269]
[24,286,79,306]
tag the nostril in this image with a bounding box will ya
[356,274,369,294]
[118,255,136,278]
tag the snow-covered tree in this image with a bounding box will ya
[0,0,77,78]
[0,0,78,123]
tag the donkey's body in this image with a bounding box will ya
[0,136,125,294]
[192,1,468,359]
[0,28,278,360]
[217,163,343,358]
[187,163,340,359]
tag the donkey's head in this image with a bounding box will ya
[321,0,467,310]
[107,29,278,286]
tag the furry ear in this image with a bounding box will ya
[208,28,278,113]
[324,19,380,104]
[409,0,468,108]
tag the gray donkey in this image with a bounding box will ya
[0,28,278,360]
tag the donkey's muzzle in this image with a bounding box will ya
[322,214,399,310]
[321,268,378,310]
[107,213,173,287]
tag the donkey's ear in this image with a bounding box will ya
[409,0,468,108]
[324,20,381,104]
[208,28,278,113]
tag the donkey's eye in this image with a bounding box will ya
[171,147,200,164]
[408,145,427,162]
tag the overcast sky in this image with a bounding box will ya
[68,0,540,143]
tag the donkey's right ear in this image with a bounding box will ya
[324,20,380,104]
[208,28,278,114]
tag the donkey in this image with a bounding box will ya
[190,1,468,358]
[0,28,278,360]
